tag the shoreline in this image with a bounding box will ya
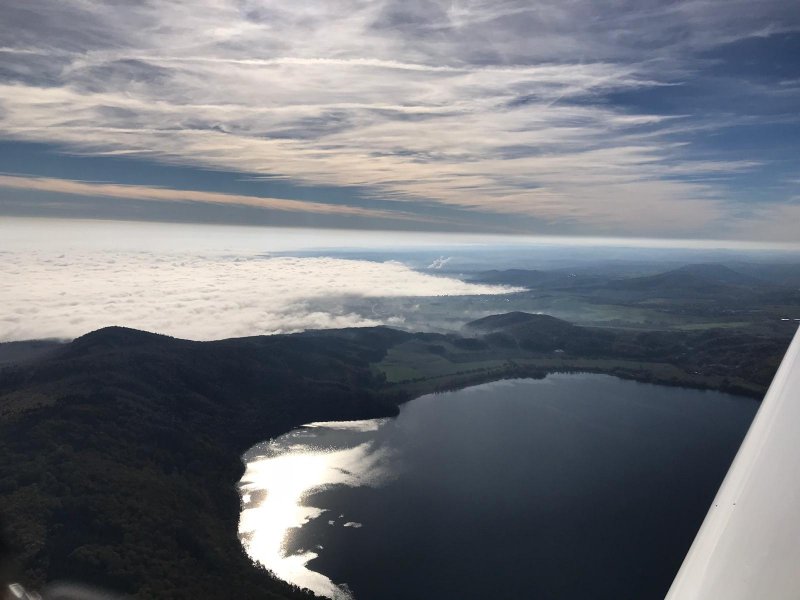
[0,323,778,598]
[239,371,760,599]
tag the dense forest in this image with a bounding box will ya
[0,327,407,599]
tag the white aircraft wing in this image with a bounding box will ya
[665,326,800,600]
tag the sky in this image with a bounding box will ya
[1,0,799,242]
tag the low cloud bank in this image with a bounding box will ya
[0,251,519,342]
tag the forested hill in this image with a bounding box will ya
[0,318,793,599]
[459,312,789,392]
[600,263,768,297]
[0,326,408,600]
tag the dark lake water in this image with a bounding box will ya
[238,374,757,600]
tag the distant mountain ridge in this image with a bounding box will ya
[465,311,567,331]
[471,262,788,301]
[605,263,765,293]
[472,268,597,289]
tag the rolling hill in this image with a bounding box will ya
[0,326,407,600]
[603,263,766,297]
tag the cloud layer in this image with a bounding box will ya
[0,249,518,342]
[1,0,798,238]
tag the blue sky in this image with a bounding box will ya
[0,0,798,241]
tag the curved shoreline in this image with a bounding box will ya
[239,373,758,600]
[0,322,779,598]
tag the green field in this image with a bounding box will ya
[375,330,769,399]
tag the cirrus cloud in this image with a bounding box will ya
[0,0,798,239]
[0,173,426,222]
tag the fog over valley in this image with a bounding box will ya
[1,251,518,342]
[4,217,798,343]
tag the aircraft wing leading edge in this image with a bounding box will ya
[665,325,800,599]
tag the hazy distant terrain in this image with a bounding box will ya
[0,341,62,367]
[6,218,799,343]
[461,262,800,333]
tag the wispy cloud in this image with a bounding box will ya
[427,256,453,270]
[0,174,423,221]
[0,0,798,238]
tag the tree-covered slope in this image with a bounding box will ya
[0,326,407,599]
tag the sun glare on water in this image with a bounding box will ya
[238,421,392,599]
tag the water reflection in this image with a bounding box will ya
[238,420,393,598]
[238,375,757,600]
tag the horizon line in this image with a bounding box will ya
[3,214,800,252]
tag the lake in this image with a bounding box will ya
[238,374,757,600]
